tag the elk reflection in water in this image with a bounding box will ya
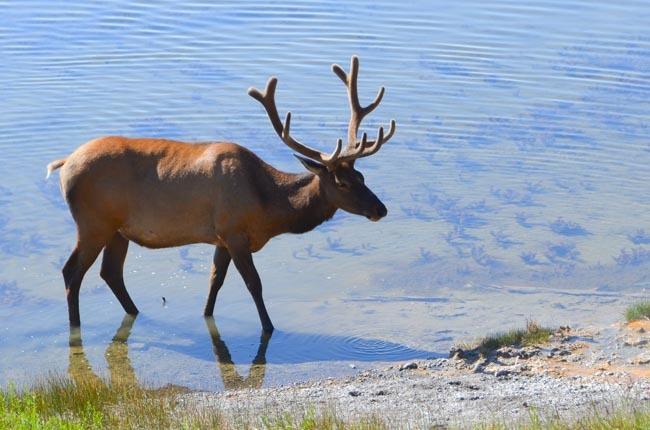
[204,317,269,390]
[68,315,271,391]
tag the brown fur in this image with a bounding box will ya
[56,136,337,250]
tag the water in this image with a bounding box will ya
[1,0,649,390]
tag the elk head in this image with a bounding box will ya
[248,56,395,221]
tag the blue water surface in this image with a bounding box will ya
[0,0,648,390]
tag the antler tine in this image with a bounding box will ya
[362,125,386,157]
[331,55,396,163]
[332,119,396,164]
[329,138,343,162]
[365,86,385,115]
[361,119,396,151]
[348,55,361,118]
[333,58,385,111]
[249,77,341,168]
[248,77,283,137]
[332,63,348,86]
[282,112,343,164]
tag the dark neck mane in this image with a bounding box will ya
[270,171,337,235]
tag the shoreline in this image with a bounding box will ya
[182,322,650,428]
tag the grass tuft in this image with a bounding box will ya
[261,408,386,430]
[0,383,102,430]
[476,405,650,430]
[476,320,553,355]
[0,375,224,430]
[625,301,650,322]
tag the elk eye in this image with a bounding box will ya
[335,178,350,189]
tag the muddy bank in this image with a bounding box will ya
[182,322,650,428]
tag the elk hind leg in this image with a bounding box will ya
[62,233,107,327]
[204,246,231,317]
[100,232,138,315]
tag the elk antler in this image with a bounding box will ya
[248,77,342,169]
[248,56,395,170]
[331,55,396,164]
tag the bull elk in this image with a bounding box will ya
[47,56,395,333]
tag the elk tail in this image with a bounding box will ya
[46,159,66,179]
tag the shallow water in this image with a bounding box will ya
[1,0,649,390]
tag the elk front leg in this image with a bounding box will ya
[204,246,231,317]
[227,239,274,333]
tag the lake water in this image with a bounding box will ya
[1,0,648,391]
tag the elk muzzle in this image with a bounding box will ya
[367,200,388,222]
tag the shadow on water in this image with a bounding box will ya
[141,318,440,365]
[68,315,439,391]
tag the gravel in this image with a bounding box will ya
[180,324,650,428]
[183,359,650,428]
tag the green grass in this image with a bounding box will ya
[261,409,386,430]
[625,301,650,322]
[0,376,384,430]
[475,320,553,355]
[0,375,217,430]
[477,406,650,430]
[0,385,102,430]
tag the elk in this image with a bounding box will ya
[47,56,395,333]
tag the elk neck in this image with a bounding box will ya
[270,170,337,235]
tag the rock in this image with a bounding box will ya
[374,389,389,396]
[496,346,540,359]
[426,358,448,368]
[348,389,362,397]
[546,347,571,358]
[520,347,541,359]
[624,337,649,347]
[496,346,515,358]
[494,368,510,378]
[458,395,480,401]
[449,347,464,359]
[630,353,650,365]
[472,362,485,373]
[400,361,418,371]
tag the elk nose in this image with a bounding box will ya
[376,202,388,219]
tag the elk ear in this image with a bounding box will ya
[294,155,328,176]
